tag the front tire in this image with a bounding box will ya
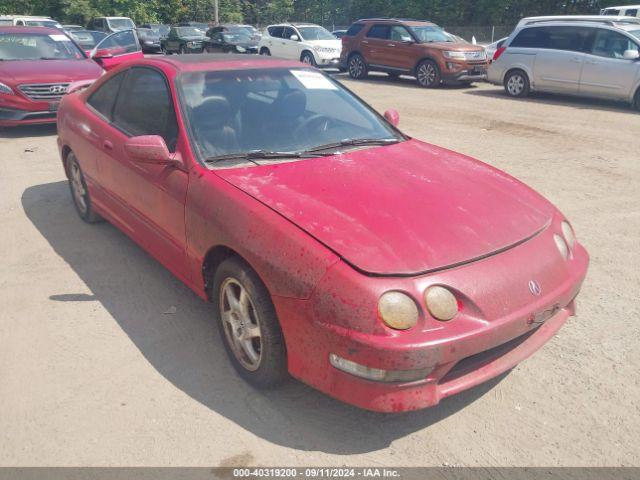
[211,257,288,388]
[633,88,640,112]
[260,47,271,56]
[348,54,367,80]
[504,69,530,98]
[416,60,440,88]
[67,152,100,223]
[301,51,316,66]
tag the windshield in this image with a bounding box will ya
[25,20,62,29]
[410,26,455,43]
[176,27,203,37]
[107,18,135,30]
[297,26,336,41]
[179,68,403,166]
[630,30,640,40]
[0,32,84,60]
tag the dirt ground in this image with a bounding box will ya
[1,74,639,467]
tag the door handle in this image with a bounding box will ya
[586,60,599,65]
[362,40,369,44]
[386,43,396,47]
[103,140,113,150]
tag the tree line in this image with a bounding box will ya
[0,0,626,28]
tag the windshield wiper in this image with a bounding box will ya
[303,138,401,153]
[204,149,331,164]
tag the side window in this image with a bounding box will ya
[626,9,639,17]
[87,72,126,119]
[112,68,179,151]
[390,26,413,42]
[346,23,364,36]
[213,32,223,42]
[268,26,284,38]
[366,24,391,40]
[511,27,548,48]
[283,27,296,40]
[545,26,590,52]
[592,29,639,59]
[603,9,620,16]
[96,30,139,54]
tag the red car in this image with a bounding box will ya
[57,55,589,413]
[0,27,142,127]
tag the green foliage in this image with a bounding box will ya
[0,0,610,27]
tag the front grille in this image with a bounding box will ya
[439,328,538,384]
[465,51,487,61]
[18,83,70,101]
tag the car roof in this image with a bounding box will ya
[356,18,438,26]
[517,15,640,26]
[147,53,305,72]
[269,23,319,28]
[0,26,64,35]
[604,4,640,8]
[517,20,640,30]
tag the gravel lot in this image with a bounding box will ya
[1,75,639,467]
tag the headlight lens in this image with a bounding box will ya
[378,292,419,330]
[424,286,458,321]
[236,45,246,52]
[0,82,15,95]
[561,221,575,250]
[443,51,466,60]
[554,234,569,260]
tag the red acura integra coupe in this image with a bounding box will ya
[0,27,141,127]
[57,55,589,412]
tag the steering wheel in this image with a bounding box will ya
[293,114,334,140]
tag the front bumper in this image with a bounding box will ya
[0,96,58,127]
[316,56,341,68]
[442,60,489,84]
[273,224,589,412]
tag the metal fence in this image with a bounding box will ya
[321,24,515,44]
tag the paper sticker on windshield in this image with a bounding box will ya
[49,34,71,42]
[291,70,337,90]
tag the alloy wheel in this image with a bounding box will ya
[70,161,87,215]
[219,278,263,371]
[349,56,364,78]
[418,63,436,87]
[507,74,525,96]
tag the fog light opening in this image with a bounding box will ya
[329,354,432,383]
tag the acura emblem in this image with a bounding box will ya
[50,85,67,94]
[528,280,542,296]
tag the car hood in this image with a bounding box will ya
[216,140,554,275]
[0,59,103,85]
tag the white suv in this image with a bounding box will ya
[258,23,342,68]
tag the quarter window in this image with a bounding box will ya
[591,29,639,58]
[87,72,125,119]
[626,9,639,17]
[366,25,391,40]
[112,68,178,151]
[346,23,365,36]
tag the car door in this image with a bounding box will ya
[383,25,416,71]
[265,26,284,56]
[207,32,225,53]
[362,24,391,67]
[166,28,181,52]
[281,27,299,60]
[579,28,640,99]
[91,30,143,71]
[100,67,189,277]
[532,26,589,94]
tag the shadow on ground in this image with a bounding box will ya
[22,180,507,454]
[0,124,57,139]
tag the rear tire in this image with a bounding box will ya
[67,152,101,224]
[416,60,440,88]
[211,257,288,389]
[504,69,530,98]
[634,88,640,112]
[260,47,271,56]
[348,54,367,80]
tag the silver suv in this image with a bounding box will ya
[487,19,640,110]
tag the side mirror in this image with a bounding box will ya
[384,109,400,127]
[91,48,113,59]
[290,34,299,41]
[125,135,173,164]
[623,49,640,60]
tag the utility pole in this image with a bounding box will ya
[214,0,219,25]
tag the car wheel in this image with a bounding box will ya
[212,257,288,388]
[260,47,271,56]
[67,152,101,224]
[301,51,316,66]
[348,54,367,80]
[634,88,640,112]
[504,70,530,98]
[416,60,440,88]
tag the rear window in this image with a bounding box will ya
[366,25,390,39]
[345,23,365,36]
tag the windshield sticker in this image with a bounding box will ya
[50,34,72,42]
[291,70,337,90]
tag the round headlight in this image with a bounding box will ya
[424,286,458,322]
[378,292,419,330]
[554,234,569,260]
[561,221,575,250]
